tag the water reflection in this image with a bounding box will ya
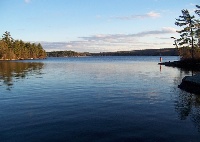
[0,61,44,90]
[173,68,200,132]
[175,91,200,132]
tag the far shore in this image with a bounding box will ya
[0,58,46,61]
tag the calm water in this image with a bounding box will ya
[0,56,200,142]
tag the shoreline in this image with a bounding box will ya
[159,60,200,94]
[158,60,200,71]
[0,58,46,61]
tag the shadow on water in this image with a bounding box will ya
[173,68,200,132]
[174,91,200,132]
[0,61,44,90]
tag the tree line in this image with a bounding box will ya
[0,31,46,60]
[90,48,178,56]
[47,50,89,57]
[175,5,200,60]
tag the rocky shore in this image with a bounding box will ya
[158,60,200,71]
[178,74,200,94]
[159,60,200,94]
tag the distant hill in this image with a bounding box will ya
[90,48,178,56]
[47,48,178,57]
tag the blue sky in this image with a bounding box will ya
[0,0,199,52]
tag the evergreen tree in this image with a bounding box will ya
[175,9,198,59]
[195,5,200,16]
[0,31,46,60]
[195,5,200,47]
[2,31,14,49]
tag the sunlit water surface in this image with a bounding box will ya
[0,56,200,142]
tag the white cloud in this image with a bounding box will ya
[80,27,176,41]
[161,27,177,33]
[113,11,160,20]
[147,11,160,18]
[24,0,31,4]
[41,27,176,53]
[136,27,176,36]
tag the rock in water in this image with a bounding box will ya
[179,74,200,94]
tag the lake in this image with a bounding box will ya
[0,56,200,142]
